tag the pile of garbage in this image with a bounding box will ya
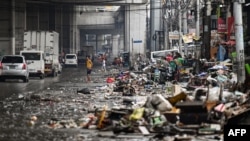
[38,60,250,140]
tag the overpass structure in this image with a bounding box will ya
[0,0,149,60]
[44,0,149,5]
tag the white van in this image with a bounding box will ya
[64,54,78,67]
[20,50,45,79]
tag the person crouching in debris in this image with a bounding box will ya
[86,55,93,83]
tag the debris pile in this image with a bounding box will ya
[6,60,250,140]
[43,63,249,139]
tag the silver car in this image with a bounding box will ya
[0,55,29,82]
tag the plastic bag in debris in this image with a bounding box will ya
[129,107,145,120]
[207,87,220,102]
[149,111,167,127]
[106,77,115,83]
[216,74,228,83]
[144,94,173,112]
[209,65,228,71]
[77,88,90,94]
[130,72,138,78]
[229,72,237,83]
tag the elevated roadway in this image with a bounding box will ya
[27,0,149,5]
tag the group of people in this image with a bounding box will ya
[85,51,195,83]
[157,52,195,81]
[112,56,123,67]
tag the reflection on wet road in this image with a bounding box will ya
[0,65,82,101]
[0,77,59,100]
[0,65,115,141]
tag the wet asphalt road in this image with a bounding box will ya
[0,64,152,141]
[0,64,93,100]
[0,75,60,101]
[0,64,96,140]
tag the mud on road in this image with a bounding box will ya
[0,64,233,141]
[0,65,156,141]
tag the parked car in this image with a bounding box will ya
[64,54,78,67]
[0,55,29,82]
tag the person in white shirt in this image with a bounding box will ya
[102,58,106,72]
[119,56,123,67]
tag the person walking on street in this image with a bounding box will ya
[102,58,106,72]
[86,55,93,83]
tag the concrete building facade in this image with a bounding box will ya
[0,0,149,62]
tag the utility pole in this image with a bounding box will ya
[234,0,245,83]
[183,0,188,55]
[164,9,170,50]
[11,0,15,55]
[196,0,200,38]
[203,0,211,59]
[164,0,173,50]
[182,0,189,56]
[178,0,182,54]
[183,0,188,35]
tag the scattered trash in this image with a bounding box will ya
[4,61,250,140]
[77,88,91,94]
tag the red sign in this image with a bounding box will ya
[227,17,235,40]
[217,18,226,33]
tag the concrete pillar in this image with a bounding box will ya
[55,5,61,52]
[112,35,119,58]
[71,5,76,53]
[13,0,25,54]
[124,6,130,53]
[119,34,124,53]
[150,0,161,51]
[124,4,147,65]
[76,27,80,53]
[97,35,104,52]
[74,6,80,53]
